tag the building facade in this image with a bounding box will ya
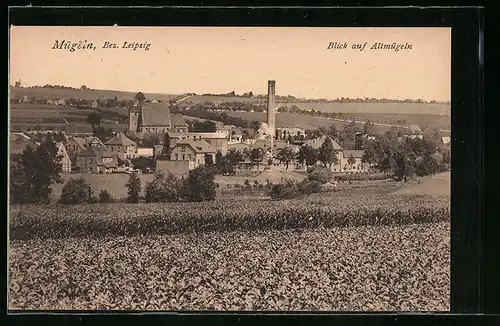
[169,139,215,169]
[165,132,229,156]
[128,102,188,134]
[56,142,72,173]
[105,132,137,160]
[75,147,118,174]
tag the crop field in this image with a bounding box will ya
[9,222,449,311]
[182,95,450,116]
[9,174,450,311]
[10,87,180,102]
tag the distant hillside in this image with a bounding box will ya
[9,87,180,102]
[179,95,450,116]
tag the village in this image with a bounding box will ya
[10,80,449,183]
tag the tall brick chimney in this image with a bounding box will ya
[267,80,276,131]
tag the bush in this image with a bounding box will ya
[144,171,181,203]
[308,167,333,184]
[298,180,322,196]
[334,173,388,182]
[268,179,300,200]
[98,189,114,203]
[59,178,89,205]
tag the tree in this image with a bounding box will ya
[190,120,217,132]
[250,148,264,170]
[297,145,318,167]
[205,153,214,167]
[391,145,415,182]
[141,134,161,148]
[10,134,63,204]
[215,151,224,171]
[363,120,376,135]
[318,137,338,168]
[134,92,146,102]
[86,112,102,131]
[181,165,216,202]
[276,147,295,170]
[125,172,141,203]
[80,85,87,90]
[58,177,89,204]
[144,170,181,202]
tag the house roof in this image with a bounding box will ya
[78,146,114,158]
[228,143,251,151]
[170,114,187,126]
[174,139,215,153]
[304,136,342,150]
[105,133,136,147]
[140,102,172,127]
[166,131,228,139]
[342,149,364,158]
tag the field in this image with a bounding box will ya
[10,87,180,102]
[9,103,201,133]
[224,111,451,134]
[9,222,449,311]
[182,95,450,116]
[9,171,450,310]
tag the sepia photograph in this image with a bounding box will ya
[8,26,451,311]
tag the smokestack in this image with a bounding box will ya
[267,80,276,132]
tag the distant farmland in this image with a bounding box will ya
[224,111,451,134]
[9,103,204,133]
[181,95,450,116]
[10,87,180,102]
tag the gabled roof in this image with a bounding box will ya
[70,137,87,150]
[174,139,215,153]
[140,102,171,127]
[105,133,136,147]
[342,149,364,159]
[170,114,187,126]
[228,143,251,151]
[304,136,342,150]
[166,131,228,139]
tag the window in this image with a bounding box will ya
[181,146,185,152]
[175,154,179,160]
[182,154,185,160]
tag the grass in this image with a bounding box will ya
[49,171,450,203]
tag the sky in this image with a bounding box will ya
[9,26,451,101]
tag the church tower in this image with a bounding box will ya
[128,102,141,132]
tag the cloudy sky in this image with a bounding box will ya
[10,26,451,101]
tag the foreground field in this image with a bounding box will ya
[9,222,449,311]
